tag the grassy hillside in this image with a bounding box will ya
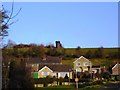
[64,48,118,54]
[62,58,119,68]
[3,47,119,68]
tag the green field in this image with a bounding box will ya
[3,47,119,67]
[62,58,119,68]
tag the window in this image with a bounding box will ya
[84,62,88,66]
[58,72,69,78]
[76,62,81,66]
[59,73,64,77]
[76,68,81,72]
[41,72,50,76]
[53,73,57,77]
[83,68,88,72]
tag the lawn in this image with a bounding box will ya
[35,81,120,90]
[62,59,75,68]
[35,85,74,90]
[62,58,120,67]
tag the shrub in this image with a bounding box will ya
[79,78,91,82]
[78,82,91,88]
[92,80,103,85]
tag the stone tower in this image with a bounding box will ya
[56,41,62,48]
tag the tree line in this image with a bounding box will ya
[2,43,120,60]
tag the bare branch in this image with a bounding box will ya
[4,1,14,26]
[0,0,21,38]
[11,8,22,19]
[8,19,19,26]
[3,2,21,27]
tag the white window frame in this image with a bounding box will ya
[76,68,82,72]
[41,72,50,76]
[53,72,57,77]
[58,72,69,78]
[83,68,88,72]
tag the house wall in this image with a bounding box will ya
[38,70,72,79]
[74,57,92,72]
[38,67,53,78]
[112,65,120,75]
[69,72,73,79]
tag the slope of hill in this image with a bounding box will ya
[2,47,119,68]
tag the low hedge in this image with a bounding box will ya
[78,80,103,88]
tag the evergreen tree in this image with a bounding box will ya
[8,60,34,89]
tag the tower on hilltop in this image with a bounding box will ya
[56,41,62,48]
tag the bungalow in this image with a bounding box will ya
[26,56,62,71]
[32,64,72,79]
[26,56,72,79]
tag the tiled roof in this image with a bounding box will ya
[73,56,91,63]
[26,56,62,64]
[112,63,120,70]
[38,64,72,72]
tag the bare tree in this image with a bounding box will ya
[0,2,21,39]
[1,2,21,89]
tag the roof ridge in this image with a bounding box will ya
[73,56,91,63]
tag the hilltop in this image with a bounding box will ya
[2,43,120,68]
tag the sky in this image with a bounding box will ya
[2,2,118,48]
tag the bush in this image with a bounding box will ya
[78,80,103,88]
[101,71,111,81]
[79,78,91,82]
[33,76,55,87]
[92,80,103,85]
[78,82,91,88]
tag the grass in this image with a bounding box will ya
[62,59,75,68]
[35,81,120,90]
[35,85,74,90]
[62,58,120,67]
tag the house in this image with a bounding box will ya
[26,56,62,71]
[112,63,120,80]
[73,56,101,73]
[73,56,92,72]
[26,56,72,79]
[32,64,72,79]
